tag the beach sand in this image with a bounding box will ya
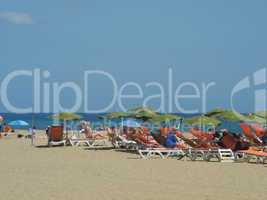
[0,131,267,200]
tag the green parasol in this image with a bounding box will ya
[185,115,220,127]
[206,109,247,122]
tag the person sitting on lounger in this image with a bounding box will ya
[165,130,178,148]
[153,131,166,146]
[107,126,119,143]
[130,128,160,148]
[159,125,169,137]
[165,128,187,149]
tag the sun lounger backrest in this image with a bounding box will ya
[49,125,64,142]
[250,124,266,138]
[177,135,197,148]
[220,134,237,150]
[240,123,264,145]
[240,123,254,140]
[218,149,235,162]
[189,128,214,141]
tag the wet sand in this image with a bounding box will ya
[0,133,266,200]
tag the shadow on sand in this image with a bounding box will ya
[83,147,114,151]
[34,144,66,148]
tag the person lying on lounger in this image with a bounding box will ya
[129,128,160,148]
[80,121,106,139]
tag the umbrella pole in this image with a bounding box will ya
[179,118,183,131]
[65,120,68,139]
[31,113,35,146]
[201,115,204,131]
[121,117,123,134]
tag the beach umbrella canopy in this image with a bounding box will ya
[127,107,157,121]
[244,113,266,124]
[254,110,267,119]
[185,115,220,127]
[104,112,130,120]
[104,107,158,121]
[9,120,29,126]
[128,107,157,115]
[205,108,226,117]
[150,114,181,124]
[206,109,246,122]
[49,112,81,121]
[122,119,141,128]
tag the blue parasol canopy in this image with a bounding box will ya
[9,120,29,126]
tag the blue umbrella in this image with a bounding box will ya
[122,119,141,128]
[9,120,29,127]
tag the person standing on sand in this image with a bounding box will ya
[29,126,36,145]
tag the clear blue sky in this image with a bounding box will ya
[0,0,267,113]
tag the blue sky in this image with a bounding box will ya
[0,0,267,113]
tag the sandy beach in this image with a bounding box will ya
[0,132,266,200]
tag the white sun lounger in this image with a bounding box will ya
[69,137,109,148]
[49,140,66,146]
[115,135,138,149]
[139,148,185,159]
[185,148,235,162]
[235,149,267,164]
[69,138,90,147]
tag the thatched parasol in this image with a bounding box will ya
[185,115,220,127]
[150,114,181,124]
[49,112,82,121]
[127,107,158,121]
[206,109,246,122]
[244,113,266,124]
[104,112,130,120]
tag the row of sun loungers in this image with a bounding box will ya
[45,124,267,164]
[47,125,112,148]
[138,146,266,164]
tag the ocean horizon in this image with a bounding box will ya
[0,113,201,130]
